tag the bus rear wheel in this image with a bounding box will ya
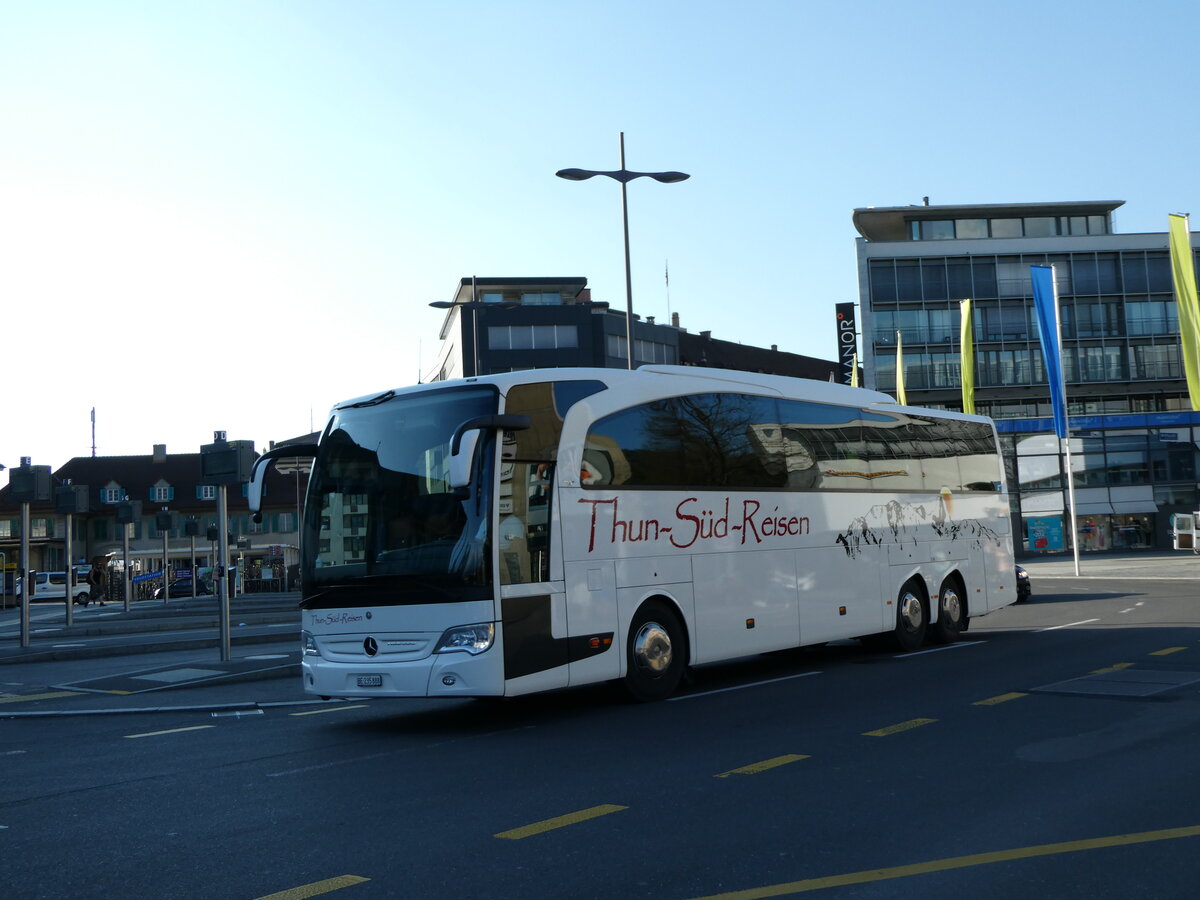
[624,600,686,702]
[892,581,928,652]
[931,577,967,644]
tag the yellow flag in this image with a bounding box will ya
[850,352,858,387]
[960,297,975,414]
[1168,214,1200,410]
[895,331,907,405]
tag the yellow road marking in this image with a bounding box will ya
[685,824,1200,899]
[862,717,936,737]
[716,754,810,778]
[973,692,1027,706]
[1150,647,1187,656]
[0,690,81,704]
[495,804,627,840]
[252,875,370,900]
[125,725,215,739]
[1091,662,1134,674]
[289,704,368,717]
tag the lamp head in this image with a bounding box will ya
[555,168,597,181]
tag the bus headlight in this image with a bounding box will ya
[301,630,320,657]
[434,623,495,655]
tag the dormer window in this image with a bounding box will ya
[102,483,127,503]
[151,481,174,502]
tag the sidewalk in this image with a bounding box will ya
[0,592,315,718]
[1017,549,1200,579]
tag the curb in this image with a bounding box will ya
[0,696,339,719]
[0,628,298,665]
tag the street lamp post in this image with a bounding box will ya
[557,133,689,369]
[5,459,51,648]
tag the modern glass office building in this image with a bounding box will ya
[853,200,1200,554]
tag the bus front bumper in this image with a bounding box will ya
[301,647,505,699]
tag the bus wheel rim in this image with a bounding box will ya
[633,622,673,674]
[941,588,961,624]
[900,591,923,631]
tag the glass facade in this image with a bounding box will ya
[860,206,1200,554]
[1004,426,1199,553]
[906,214,1111,241]
[868,247,1198,392]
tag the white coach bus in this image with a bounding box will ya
[249,366,1016,702]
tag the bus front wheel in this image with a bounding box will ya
[892,581,928,652]
[624,600,687,702]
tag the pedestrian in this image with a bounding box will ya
[86,561,106,606]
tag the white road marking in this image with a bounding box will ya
[896,640,986,658]
[268,750,396,778]
[669,670,822,701]
[1033,618,1101,632]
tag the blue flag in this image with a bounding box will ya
[1030,265,1068,438]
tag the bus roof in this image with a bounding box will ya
[331,366,995,422]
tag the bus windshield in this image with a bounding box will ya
[300,385,498,608]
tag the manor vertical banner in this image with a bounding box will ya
[835,303,857,385]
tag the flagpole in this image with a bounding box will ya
[1051,265,1081,577]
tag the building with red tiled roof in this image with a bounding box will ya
[0,444,308,599]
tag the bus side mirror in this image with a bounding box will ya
[450,430,481,492]
[448,414,533,496]
[248,443,318,515]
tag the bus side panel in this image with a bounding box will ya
[983,524,1017,612]
[500,590,573,697]
[796,547,891,644]
[691,549,798,664]
[564,560,622,686]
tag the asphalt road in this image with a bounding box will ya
[3,575,1200,899]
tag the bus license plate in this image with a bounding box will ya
[356,675,383,688]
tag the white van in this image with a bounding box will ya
[16,571,92,605]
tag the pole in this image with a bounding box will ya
[217,484,231,661]
[161,510,170,605]
[295,469,302,590]
[620,132,635,370]
[65,512,74,627]
[19,501,30,648]
[122,522,131,613]
[471,274,480,377]
[190,533,197,599]
[1050,264,1081,577]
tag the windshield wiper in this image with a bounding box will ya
[338,389,396,409]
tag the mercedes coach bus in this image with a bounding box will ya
[249,366,1016,702]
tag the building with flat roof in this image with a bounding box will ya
[428,276,838,382]
[854,199,1200,554]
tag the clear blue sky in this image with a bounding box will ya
[4,0,1199,472]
